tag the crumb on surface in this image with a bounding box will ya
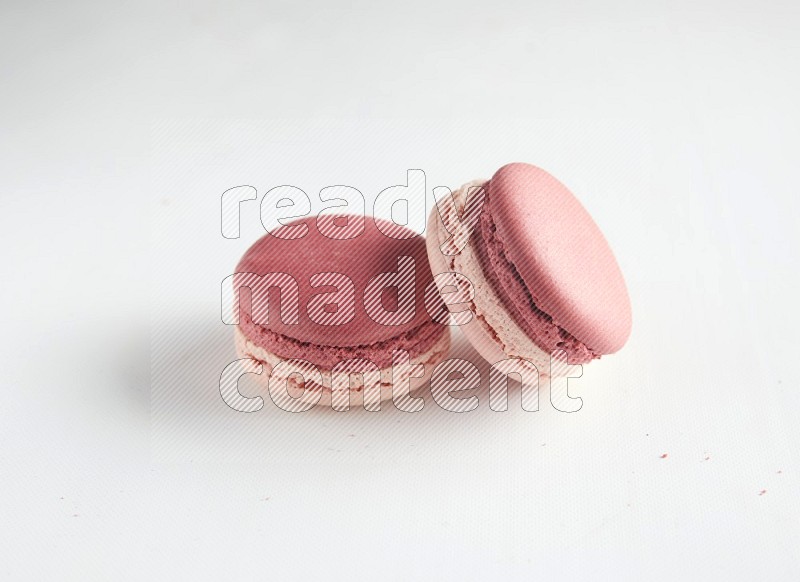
[759,489,767,496]
[660,453,668,459]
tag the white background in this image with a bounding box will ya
[2,1,799,580]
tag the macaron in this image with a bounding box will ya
[233,214,451,408]
[426,162,631,374]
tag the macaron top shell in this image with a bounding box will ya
[486,163,632,354]
[235,215,438,348]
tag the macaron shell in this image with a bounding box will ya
[425,199,507,366]
[488,163,632,354]
[235,215,438,348]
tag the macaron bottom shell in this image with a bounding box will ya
[234,325,451,410]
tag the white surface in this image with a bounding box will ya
[2,1,799,580]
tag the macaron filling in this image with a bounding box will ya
[475,191,599,364]
[238,314,445,370]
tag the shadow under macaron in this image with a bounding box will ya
[149,312,557,464]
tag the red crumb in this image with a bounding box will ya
[759,490,767,496]
[660,453,668,459]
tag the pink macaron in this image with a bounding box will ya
[426,162,631,375]
[233,215,451,408]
